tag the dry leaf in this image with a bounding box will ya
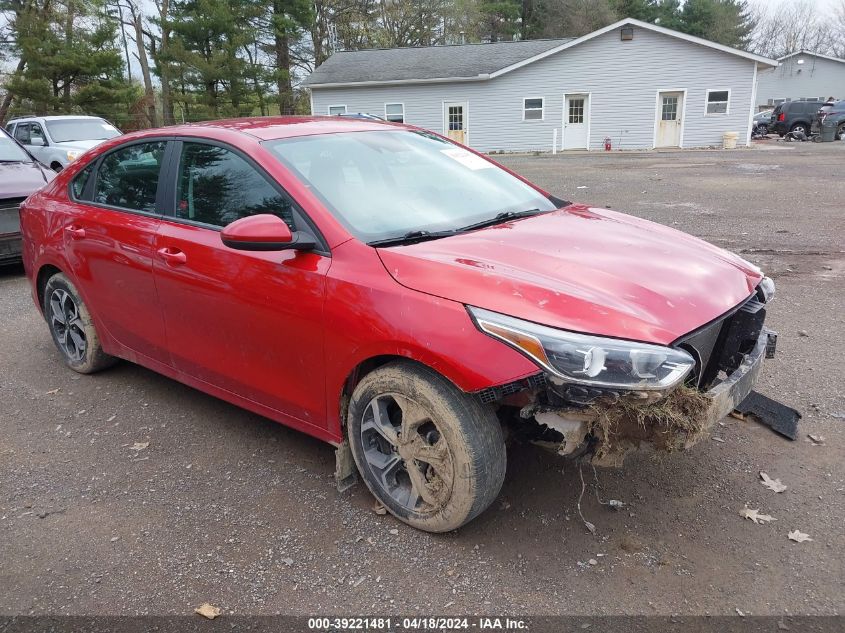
[807,434,825,445]
[129,442,149,452]
[760,471,787,493]
[194,603,222,619]
[371,501,387,515]
[729,411,746,421]
[739,506,776,524]
[45,388,60,395]
[787,530,812,543]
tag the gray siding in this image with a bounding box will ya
[756,55,845,106]
[310,26,758,152]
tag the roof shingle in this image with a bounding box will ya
[304,38,574,87]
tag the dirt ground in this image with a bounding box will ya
[1,142,843,618]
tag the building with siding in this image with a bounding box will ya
[304,19,777,152]
[755,51,845,108]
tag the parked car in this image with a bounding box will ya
[0,128,55,264]
[769,100,824,136]
[812,100,845,139]
[6,115,121,172]
[19,117,777,532]
[753,110,773,135]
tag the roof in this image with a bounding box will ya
[303,38,573,87]
[9,115,109,122]
[305,18,778,89]
[126,116,403,142]
[777,50,845,65]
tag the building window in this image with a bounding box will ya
[705,90,730,115]
[385,103,404,123]
[569,97,585,123]
[328,105,347,116]
[523,97,544,121]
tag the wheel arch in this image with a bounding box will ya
[35,263,64,313]
[338,354,443,432]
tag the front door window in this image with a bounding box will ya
[175,142,295,230]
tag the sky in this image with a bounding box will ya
[749,0,840,15]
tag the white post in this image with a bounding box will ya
[552,129,558,154]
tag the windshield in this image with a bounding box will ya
[0,132,31,162]
[45,118,121,143]
[264,130,556,243]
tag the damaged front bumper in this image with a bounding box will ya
[522,326,776,466]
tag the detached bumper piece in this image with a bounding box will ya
[733,391,801,440]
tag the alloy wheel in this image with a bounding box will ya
[49,288,87,362]
[360,393,454,514]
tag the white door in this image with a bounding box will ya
[563,94,589,150]
[444,102,468,145]
[656,91,684,147]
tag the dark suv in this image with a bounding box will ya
[812,100,845,140]
[0,128,54,264]
[770,100,824,136]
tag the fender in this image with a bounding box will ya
[323,241,540,437]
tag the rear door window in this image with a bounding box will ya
[71,163,96,200]
[93,141,167,213]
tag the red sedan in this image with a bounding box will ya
[20,117,776,532]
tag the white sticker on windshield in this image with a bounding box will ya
[440,147,493,170]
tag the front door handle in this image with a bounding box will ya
[64,225,86,239]
[157,247,187,265]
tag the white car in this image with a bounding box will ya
[6,115,121,171]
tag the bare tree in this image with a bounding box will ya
[748,0,837,58]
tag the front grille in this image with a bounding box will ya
[675,286,768,390]
[0,197,25,236]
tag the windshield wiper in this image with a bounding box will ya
[368,229,459,247]
[456,208,545,232]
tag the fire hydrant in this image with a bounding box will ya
[604,137,612,151]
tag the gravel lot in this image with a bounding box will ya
[1,142,843,618]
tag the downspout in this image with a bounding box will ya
[747,62,759,147]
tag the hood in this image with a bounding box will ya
[0,161,55,199]
[377,205,762,346]
[54,139,107,151]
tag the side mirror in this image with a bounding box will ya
[220,214,315,252]
[30,136,46,147]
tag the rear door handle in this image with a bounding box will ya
[64,225,86,239]
[157,247,187,265]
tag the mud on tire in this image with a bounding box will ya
[347,361,506,533]
[43,272,116,374]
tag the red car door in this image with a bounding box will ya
[152,139,330,432]
[62,140,170,363]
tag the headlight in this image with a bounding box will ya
[468,306,695,391]
[758,276,775,303]
[66,150,81,162]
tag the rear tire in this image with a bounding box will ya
[789,123,808,136]
[347,361,506,532]
[837,123,844,141]
[50,162,63,172]
[43,273,116,374]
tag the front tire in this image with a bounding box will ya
[347,362,506,532]
[43,273,116,374]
